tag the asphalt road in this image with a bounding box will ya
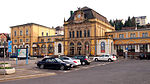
[1,59,150,84]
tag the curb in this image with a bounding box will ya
[0,73,56,82]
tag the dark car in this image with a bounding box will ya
[139,53,150,60]
[37,58,72,70]
[73,55,91,65]
[10,53,17,58]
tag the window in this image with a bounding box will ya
[41,44,46,54]
[41,39,44,42]
[80,31,82,37]
[48,44,53,53]
[14,40,17,43]
[88,30,90,37]
[69,31,71,38]
[72,31,75,38]
[117,45,123,52]
[84,30,86,37]
[130,33,135,38]
[20,39,23,42]
[110,35,113,38]
[77,31,79,38]
[20,31,22,36]
[26,30,28,35]
[46,33,48,36]
[14,31,17,36]
[58,44,62,53]
[26,39,29,42]
[142,32,148,37]
[48,39,50,42]
[101,42,105,53]
[128,45,135,52]
[42,32,44,36]
[119,34,124,38]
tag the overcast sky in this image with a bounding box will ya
[0,0,149,33]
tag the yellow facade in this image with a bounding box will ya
[106,29,150,45]
[64,7,115,56]
[10,23,55,56]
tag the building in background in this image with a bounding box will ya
[0,33,10,57]
[10,23,56,56]
[135,16,147,26]
[106,28,150,57]
[55,26,64,35]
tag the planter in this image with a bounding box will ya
[9,58,17,61]
[0,67,15,75]
[0,63,11,67]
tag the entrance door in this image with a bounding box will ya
[70,43,74,55]
[77,42,82,55]
[77,47,81,55]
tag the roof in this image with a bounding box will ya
[67,6,110,25]
[106,28,150,33]
[38,35,64,38]
[10,23,53,29]
[135,16,146,19]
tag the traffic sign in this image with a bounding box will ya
[8,40,12,52]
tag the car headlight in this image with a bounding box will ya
[66,64,70,66]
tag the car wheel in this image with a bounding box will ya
[108,59,112,62]
[60,65,65,70]
[39,64,44,69]
[95,58,98,62]
[82,62,86,65]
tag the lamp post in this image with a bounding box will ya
[3,41,6,76]
[23,42,25,48]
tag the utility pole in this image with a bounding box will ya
[3,41,6,76]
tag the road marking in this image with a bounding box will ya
[0,73,56,82]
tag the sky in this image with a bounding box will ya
[0,0,149,33]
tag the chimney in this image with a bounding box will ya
[70,11,73,16]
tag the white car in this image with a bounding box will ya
[93,54,117,62]
[60,56,81,67]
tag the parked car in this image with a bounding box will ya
[60,56,81,67]
[139,53,148,60]
[37,57,73,70]
[93,54,117,62]
[73,55,91,65]
[10,53,17,58]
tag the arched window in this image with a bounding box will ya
[58,44,62,53]
[72,31,75,38]
[84,30,86,37]
[101,42,105,53]
[70,42,74,55]
[77,31,79,38]
[88,30,90,37]
[48,44,53,53]
[41,44,46,54]
[80,31,82,37]
[14,46,17,53]
[69,31,71,38]
[77,42,82,55]
[85,42,90,54]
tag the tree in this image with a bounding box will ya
[109,20,114,26]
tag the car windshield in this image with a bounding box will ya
[55,58,63,62]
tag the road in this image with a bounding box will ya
[1,59,150,84]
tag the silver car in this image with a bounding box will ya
[60,56,81,67]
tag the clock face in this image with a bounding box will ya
[77,14,81,18]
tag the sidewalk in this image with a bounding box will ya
[0,58,56,82]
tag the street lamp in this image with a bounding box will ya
[3,41,6,76]
[23,42,25,48]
